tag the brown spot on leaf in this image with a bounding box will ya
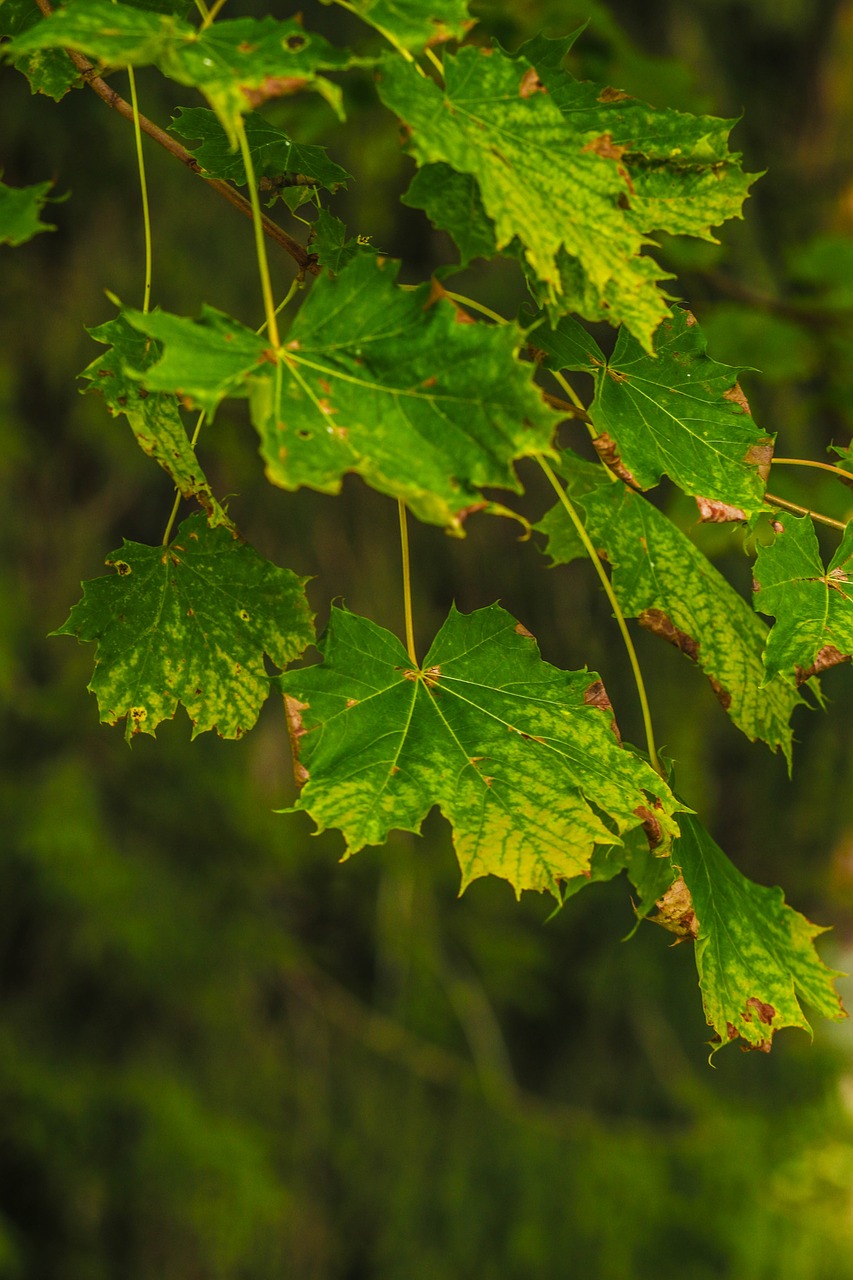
[597,85,630,103]
[319,378,331,396]
[582,678,621,740]
[651,876,698,941]
[422,665,441,689]
[592,432,640,487]
[724,382,752,415]
[345,698,358,708]
[639,609,700,662]
[796,643,850,685]
[241,76,308,109]
[745,439,774,483]
[695,496,747,524]
[771,520,784,534]
[285,32,306,50]
[284,695,310,788]
[726,1022,738,1041]
[515,622,535,639]
[744,997,776,1025]
[582,132,627,161]
[634,804,663,849]
[519,66,546,97]
[421,375,437,388]
[707,674,732,711]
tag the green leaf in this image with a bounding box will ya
[530,312,605,375]
[537,455,804,760]
[401,163,498,266]
[54,514,314,742]
[560,829,676,918]
[310,209,375,273]
[252,254,560,529]
[661,812,846,1053]
[0,176,57,245]
[322,0,473,52]
[0,0,80,98]
[6,2,355,136]
[280,603,682,899]
[753,513,853,682]
[169,106,351,201]
[120,304,271,415]
[588,306,773,513]
[80,313,228,522]
[377,45,670,348]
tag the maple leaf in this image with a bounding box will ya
[753,513,853,682]
[664,813,846,1054]
[0,176,57,245]
[53,514,314,741]
[279,603,682,899]
[536,455,805,760]
[582,307,773,513]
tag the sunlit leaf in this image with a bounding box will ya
[280,603,682,898]
[322,0,473,51]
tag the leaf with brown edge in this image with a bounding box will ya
[754,513,853,683]
[278,602,683,900]
[536,453,804,759]
[588,307,774,514]
[671,812,846,1055]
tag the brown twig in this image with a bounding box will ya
[31,0,319,275]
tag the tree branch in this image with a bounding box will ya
[31,0,319,276]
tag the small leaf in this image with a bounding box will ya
[668,812,846,1053]
[81,312,228,522]
[529,312,606,375]
[753,513,853,682]
[310,209,373,273]
[53,514,314,742]
[169,106,351,200]
[0,176,57,245]
[536,455,805,760]
[589,306,773,513]
[280,603,683,899]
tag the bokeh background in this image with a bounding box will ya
[4,0,853,1275]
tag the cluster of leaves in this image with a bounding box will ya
[1,0,849,1054]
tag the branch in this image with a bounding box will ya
[31,0,319,276]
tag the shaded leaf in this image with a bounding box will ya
[536,455,804,760]
[589,306,773,512]
[6,2,355,136]
[667,812,845,1053]
[530,312,606,375]
[310,209,375,273]
[753,513,853,682]
[0,0,79,99]
[53,514,314,742]
[402,163,498,266]
[280,603,682,899]
[0,176,57,245]
[80,313,228,522]
[169,106,351,201]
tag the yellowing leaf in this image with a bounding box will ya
[280,603,682,899]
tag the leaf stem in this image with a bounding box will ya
[199,0,230,28]
[126,66,152,312]
[764,492,847,531]
[771,456,852,480]
[398,500,418,665]
[536,455,662,777]
[443,291,507,326]
[33,0,317,275]
[235,115,280,350]
[331,0,420,67]
[424,47,445,79]
[162,410,206,545]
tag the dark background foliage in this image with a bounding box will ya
[3,0,853,1275]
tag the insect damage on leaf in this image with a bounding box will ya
[650,875,699,941]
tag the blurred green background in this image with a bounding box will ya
[4,0,853,1275]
